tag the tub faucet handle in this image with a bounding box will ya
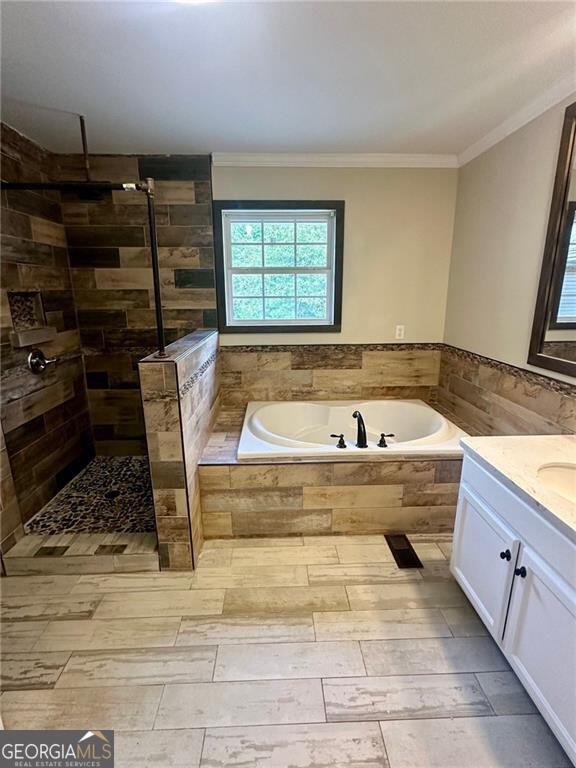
[378,433,395,448]
[330,433,347,449]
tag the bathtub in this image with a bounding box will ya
[237,399,468,460]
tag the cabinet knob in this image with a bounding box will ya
[499,549,511,561]
[514,566,527,578]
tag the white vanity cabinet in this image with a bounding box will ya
[452,451,576,765]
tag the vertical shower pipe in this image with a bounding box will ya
[79,115,91,181]
[145,178,167,357]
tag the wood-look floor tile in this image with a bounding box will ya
[231,546,338,567]
[336,545,395,564]
[0,594,101,621]
[71,573,194,594]
[223,586,349,616]
[214,641,365,681]
[115,729,205,768]
[410,543,447,561]
[34,617,181,651]
[197,548,233,567]
[2,685,163,731]
[379,715,571,768]
[4,555,116,575]
[201,722,389,767]
[177,616,315,646]
[308,564,421,586]
[203,537,304,549]
[155,679,326,729]
[360,637,508,676]
[475,671,538,715]
[324,674,492,721]
[56,646,217,688]
[191,565,309,589]
[441,606,489,637]
[438,542,453,559]
[4,535,47,557]
[1,652,71,691]
[314,609,452,641]
[419,561,453,581]
[0,575,79,596]
[0,621,49,651]
[303,535,385,546]
[346,582,467,611]
[93,589,225,619]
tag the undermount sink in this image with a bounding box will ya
[537,463,576,503]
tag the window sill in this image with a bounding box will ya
[218,323,342,334]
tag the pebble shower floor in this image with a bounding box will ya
[25,456,156,535]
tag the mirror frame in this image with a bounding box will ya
[528,101,576,378]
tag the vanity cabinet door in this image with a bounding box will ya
[451,484,519,640]
[503,546,576,763]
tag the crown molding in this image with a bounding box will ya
[458,75,576,167]
[213,78,576,171]
[212,152,459,168]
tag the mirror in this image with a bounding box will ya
[529,102,576,377]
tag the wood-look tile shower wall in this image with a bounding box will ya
[0,125,92,544]
[58,154,217,456]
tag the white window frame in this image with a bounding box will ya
[220,208,338,328]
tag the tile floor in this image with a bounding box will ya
[0,534,570,767]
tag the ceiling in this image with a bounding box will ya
[1,1,575,157]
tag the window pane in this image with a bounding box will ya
[263,222,294,243]
[232,297,263,320]
[296,221,328,243]
[297,273,327,296]
[297,297,327,320]
[264,244,295,267]
[296,244,327,267]
[265,298,295,320]
[230,222,262,243]
[231,244,262,268]
[232,274,263,297]
[264,273,295,297]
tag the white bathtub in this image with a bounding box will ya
[237,399,467,460]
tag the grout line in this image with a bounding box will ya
[150,684,166,731]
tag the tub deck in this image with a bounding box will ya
[198,407,475,540]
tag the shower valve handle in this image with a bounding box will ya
[330,434,347,449]
[28,349,58,375]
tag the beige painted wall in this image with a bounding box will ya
[213,166,458,346]
[444,95,576,382]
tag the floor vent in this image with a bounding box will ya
[385,534,423,568]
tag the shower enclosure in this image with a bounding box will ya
[0,122,215,573]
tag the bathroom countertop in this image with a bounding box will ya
[461,435,576,541]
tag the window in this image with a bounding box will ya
[213,201,344,332]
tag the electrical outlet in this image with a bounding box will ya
[395,325,405,340]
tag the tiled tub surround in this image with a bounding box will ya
[200,342,575,539]
[59,153,217,457]
[219,342,576,436]
[140,330,219,570]
[219,345,442,407]
[438,345,576,437]
[199,440,461,538]
[1,124,93,542]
